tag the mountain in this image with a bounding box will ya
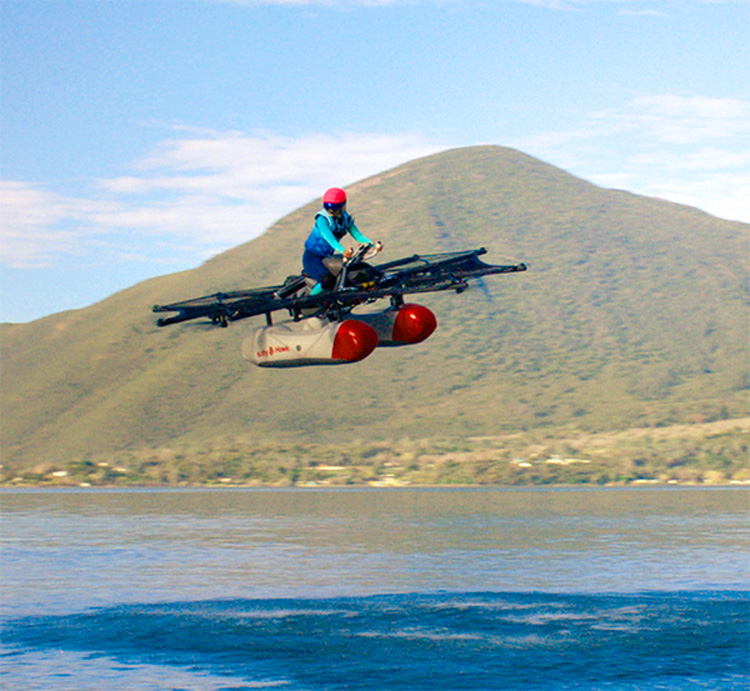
[2,146,748,473]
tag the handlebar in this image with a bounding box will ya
[334,243,383,292]
[344,242,382,266]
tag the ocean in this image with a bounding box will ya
[1,487,748,690]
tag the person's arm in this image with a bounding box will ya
[348,219,372,246]
[314,216,346,253]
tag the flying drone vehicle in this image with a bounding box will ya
[153,245,527,367]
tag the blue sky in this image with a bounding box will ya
[1,0,748,323]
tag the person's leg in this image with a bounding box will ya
[303,250,334,294]
[322,255,344,277]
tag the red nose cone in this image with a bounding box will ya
[332,320,379,362]
[392,304,437,344]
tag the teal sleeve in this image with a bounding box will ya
[348,221,372,246]
[315,216,346,253]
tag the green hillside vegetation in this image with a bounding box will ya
[2,146,748,485]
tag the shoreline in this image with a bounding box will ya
[4,417,748,489]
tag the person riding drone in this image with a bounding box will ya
[303,187,382,295]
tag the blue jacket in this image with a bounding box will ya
[304,209,371,256]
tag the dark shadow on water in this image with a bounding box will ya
[3,591,749,691]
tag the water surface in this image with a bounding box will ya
[1,487,748,689]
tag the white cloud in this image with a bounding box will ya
[594,94,750,145]
[0,182,118,268]
[95,130,443,250]
[514,92,750,223]
[3,95,748,274]
[507,0,746,10]
[0,131,443,268]
[643,171,750,223]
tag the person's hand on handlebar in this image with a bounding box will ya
[343,247,354,259]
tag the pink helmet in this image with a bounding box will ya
[323,187,347,212]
